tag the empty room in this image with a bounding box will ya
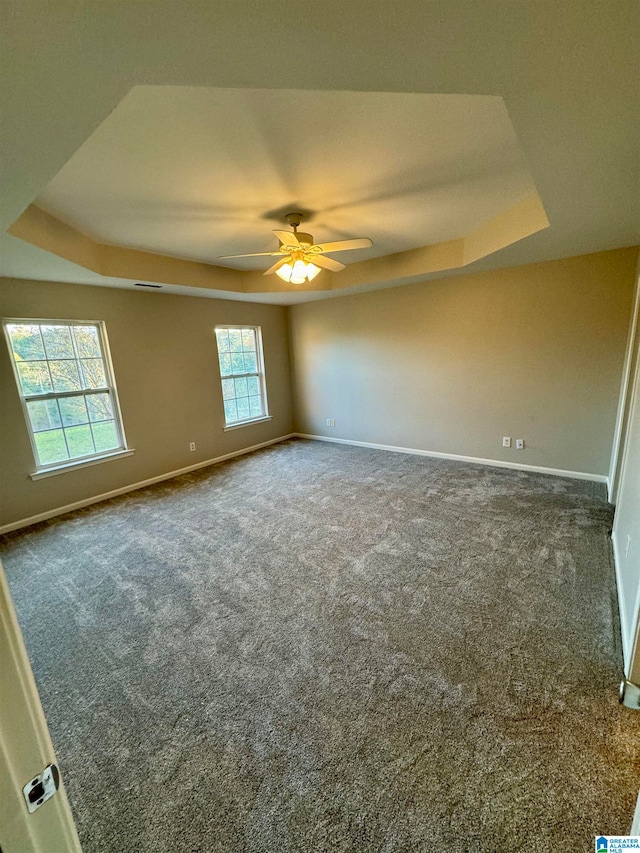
[1,3,640,852]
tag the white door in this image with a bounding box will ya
[0,560,81,852]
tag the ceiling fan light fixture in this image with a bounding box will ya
[219,212,371,284]
[305,262,321,282]
[275,259,321,284]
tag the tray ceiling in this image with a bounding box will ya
[1,1,637,304]
[33,87,537,268]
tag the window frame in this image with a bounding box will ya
[214,324,270,429]
[2,318,131,476]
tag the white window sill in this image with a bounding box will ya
[223,416,272,432]
[30,449,135,480]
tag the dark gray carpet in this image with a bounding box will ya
[1,439,638,851]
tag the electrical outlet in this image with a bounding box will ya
[189,441,196,452]
[502,436,511,448]
[515,439,525,450]
[326,419,335,427]
[626,535,632,558]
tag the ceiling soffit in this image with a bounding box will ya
[8,87,549,297]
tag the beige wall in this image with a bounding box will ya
[1,248,638,530]
[289,248,639,476]
[0,278,293,528]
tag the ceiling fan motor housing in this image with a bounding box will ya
[280,232,314,249]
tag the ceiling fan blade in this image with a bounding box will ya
[273,229,301,248]
[218,251,283,259]
[308,254,345,272]
[311,237,373,254]
[263,256,292,276]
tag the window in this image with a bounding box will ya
[215,326,269,427]
[3,320,127,471]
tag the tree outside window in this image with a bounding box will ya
[4,321,127,468]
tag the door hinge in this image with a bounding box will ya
[620,678,640,710]
[22,764,60,813]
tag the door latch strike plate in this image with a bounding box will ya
[22,764,60,813]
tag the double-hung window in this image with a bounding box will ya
[215,326,269,427]
[3,320,128,472]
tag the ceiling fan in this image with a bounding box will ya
[218,212,373,284]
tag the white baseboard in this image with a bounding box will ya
[1,431,608,535]
[0,434,296,535]
[295,433,608,483]
[611,528,631,674]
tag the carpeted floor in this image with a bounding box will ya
[1,438,638,851]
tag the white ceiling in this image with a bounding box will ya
[1,1,638,304]
[34,88,535,269]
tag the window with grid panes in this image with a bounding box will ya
[3,320,127,470]
[215,326,268,426]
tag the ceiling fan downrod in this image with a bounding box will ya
[284,212,313,247]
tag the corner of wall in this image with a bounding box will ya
[284,303,301,434]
